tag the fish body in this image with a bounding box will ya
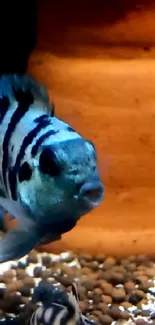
[27,281,95,325]
[0,74,104,262]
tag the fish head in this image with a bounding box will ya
[18,137,104,235]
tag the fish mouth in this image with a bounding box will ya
[77,181,104,212]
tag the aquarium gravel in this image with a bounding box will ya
[0,250,155,324]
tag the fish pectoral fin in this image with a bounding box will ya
[38,233,61,245]
[0,226,39,263]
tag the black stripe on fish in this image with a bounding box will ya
[31,129,58,157]
[46,305,64,325]
[67,126,76,132]
[8,116,50,200]
[35,114,49,123]
[2,89,34,193]
[0,96,10,124]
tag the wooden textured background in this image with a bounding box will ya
[26,0,155,256]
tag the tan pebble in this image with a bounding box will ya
[87,273,98,281]
[33,266,42,277]
[41,255,52,267]
[23,276,35,288]
[120,310,130,320]
[90,261,99,270]
[61,265,76,276]
[87,291,93,299]
[96,255,105,263]
[121,258,131,267]
[16,269,27,279]
[99,314,113,325]
[94,287,103,296]
[135,275,148,283]
[134,289,146,299]
[110,272,124,285]
[128,256,136,262]
[109,305,121,320]
[124,281,135,292]
[137,265,147,271]
[121,301,132,309]
[100,271,113,282]
[139,281,153,292]
[41,269,51,279]
[81,280,96,291]
[92,310,103,317]
[81,267,92,275]
[99,281,113,296]
[3,277,13,284]
[6,283,17,293]
[112,287,126,302]
[97,302,109,314]
[79,254,93,262]
[136,255,148,263]
[145,268,155,277]
[137,299,148,308]
[135,318,149,325]
[133,270,145,276]
[56,275,73,287]
[21,297,30,305]
[125,263,136,271]
[16,280,24,291]
[79,300,89,313]
[101,295,112,304]
[93,294,101,304]
[79,259,90,268]
[104,257,116,268]
[3,270,15,278]
[112,265,125,273]
[89,315,99,323]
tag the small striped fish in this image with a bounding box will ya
[27,282,96,325]
[0,74,104,263]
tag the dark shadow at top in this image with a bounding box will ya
[0,0,37,76]
[37,0,155,57]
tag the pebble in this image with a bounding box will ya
[124,281,135,292]
[108,305,121,320]
[98,314,114,325]
[22,276,35,288]
[0,250,155,325]
[112,287,126,303]
[104,257,116,268]
[19,286,31,297]
[41,255,52,267]
[99,281,113,296]
[33,266,42,278]
[101,295,112,304]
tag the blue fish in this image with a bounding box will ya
[0,74,104,262]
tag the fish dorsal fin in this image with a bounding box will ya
[67,282,81,321]
[0,74,54,116]
[71,282,80,303]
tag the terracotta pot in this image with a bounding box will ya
[24,0,155,256]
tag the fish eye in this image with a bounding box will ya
[39,147,61,177]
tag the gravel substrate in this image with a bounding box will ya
[0,251,155,324]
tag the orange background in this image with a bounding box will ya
[25,0,155,256]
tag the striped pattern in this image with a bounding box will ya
[0,74,80,203]
[8,115,51,200]
[2,89,34,193]
[28,298,79,325]
[27,283,95,325]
